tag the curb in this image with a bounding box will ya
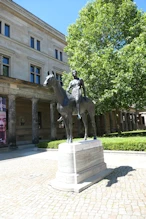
[104,150,146,155]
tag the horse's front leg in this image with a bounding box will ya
[62,116,70,143]
[89,114,97,140]
[68,115,73,143]
[81,113,88,140]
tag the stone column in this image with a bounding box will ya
[131,113,135,130]
[135,113,138,130]
[129,113,132,131]
[124,112,128,131]
[50,103,57,140]
[32,98,39,144]
[95,115,100,136]
[8,94,17,148]
[109,112,113,133]
[102,114,106,135]
[120,111,124,132]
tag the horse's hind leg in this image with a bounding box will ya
[62,116,70,143]
[81,113,88,140]
[68,114,73,143]
[89,113,97,140]
[63,115,73,143]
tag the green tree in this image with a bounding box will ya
[63,0,146,132]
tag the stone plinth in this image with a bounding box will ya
[50,140,113,192]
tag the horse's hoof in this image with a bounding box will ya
[67,139,72,144]
[57,117,63,122]
[77,114,81,120]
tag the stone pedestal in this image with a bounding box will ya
[50,140,112,192]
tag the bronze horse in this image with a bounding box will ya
[43,74,97,143]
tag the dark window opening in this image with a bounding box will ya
[30,37,34,48]
[30,65,34,73]
[37,40,40,51]
[60,51,63,61]
[55,49,58,59]
[30,73,34,83]
[5,24,10,37]
[36,75,40,84]
[3,57,9,76]
[30,65,41,84]
[56,73,63,86]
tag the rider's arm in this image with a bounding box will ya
[81,79,86,97]
[67,81,72,92]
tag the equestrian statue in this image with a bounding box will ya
[43,71,97,143]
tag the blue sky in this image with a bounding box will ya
[14,0,146,35]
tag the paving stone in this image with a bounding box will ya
[0,148,146,219]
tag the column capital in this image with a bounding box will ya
[32,97,38,103]
[8,94,16,99]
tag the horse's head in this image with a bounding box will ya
[43,73,56,87]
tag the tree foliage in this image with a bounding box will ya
[63,0,146,114]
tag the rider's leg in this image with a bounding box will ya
[75,89,81,119]
[76,101,81,119]
[57,116,63,122]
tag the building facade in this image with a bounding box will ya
[0,0,70,147]
[0,0,145,148]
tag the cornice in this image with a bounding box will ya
[0,75,43,88]
[0,0,67,45]
[53,66,66,73]
[0,45,15,55]
[27,56,45,66]
[0,75,55,100]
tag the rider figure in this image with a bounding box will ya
[67,70,86,119]
[57,70,86,121]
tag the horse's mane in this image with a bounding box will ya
[46,74,74,103]
[55,78,71,101]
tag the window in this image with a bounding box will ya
[30,37,41,51]
[0,21,11,37]
[37,40,40,51]
[5,24,10,37]
[3,57,9,76]
[30,65,41,84]
[56,73,63,86]
[30,65,34,83]
[55,49,58,59]
[55,49,63,61]
[0,55,10,76]
[30,37,34,48]
[60,51,63,61]
[36,67,40,84]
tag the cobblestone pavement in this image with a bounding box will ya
[0,147,146,219]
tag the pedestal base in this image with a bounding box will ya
[50,168,112,193]
[50,140,113,192]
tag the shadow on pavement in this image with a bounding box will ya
[0,146,47,161]
[105,166,136,187]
